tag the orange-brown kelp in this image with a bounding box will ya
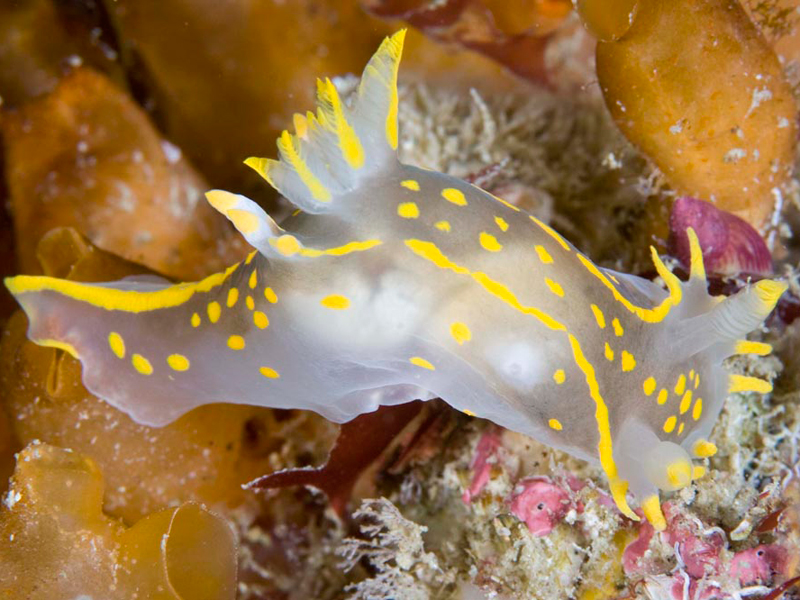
[584,0,797,229]
[0,443,238,600]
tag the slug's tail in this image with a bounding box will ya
[244,30,406,213]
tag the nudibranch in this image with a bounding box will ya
[4,31,787,530]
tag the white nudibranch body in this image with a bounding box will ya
[4,31,786,530]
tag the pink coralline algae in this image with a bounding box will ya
[462,426,503,503]
[731,545,788,587]
[623,503,791,599]
[509,477,571,537]
[663,510,725,579]
[668,196,772,276]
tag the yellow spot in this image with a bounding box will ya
[463,409,476,417]
[642,495,666,531]
[275,130,332,202]
[590,304,606,329]
[434,220,451,232]
[272,234,302,257]
[643,377,656,396]
[321,294,350,310]
[108,332,125,359]
[494,216,509,232]
[401,179,420,191]
[530,216,571,251]
[734,340,772,356]
[548,418,563,431]
[675,374,686,395]
[299,239,383,258]
[692,397,703,421]
[666,460,692,488]
[245,250,257,264]
[679,390,693,414]
[291,208,302,217]
[264,287,278,303]
[227,288,239,307]
[132,354,153,375]
[729,374,772,394]
[397,202,419,219]
[604,343,614,361]
[611,318,623,337]
[205,189,238,213]
[534,245,553,264]
[228,209,259,234]
[690,369,695,379]
[259,366,280,379]
[167,354,190,371]
[228,335,245,350]
[678,422,685,435]
[207,301,221,323]
[553,369,566,384]
[253,311,269,329]
[409,356,435,370]
[693,439,717,458]
[622,350,636,373]
[657,389,668,405]
[246,296,255,310]
[191,313,201,327]
[694,373,700,389]
[441,188,467,206]
[545,278,564,297]
[663,415,677,433]
[450,322,472,345]
[692,465,707,480]
[479,232,502,252]
[249,269,258,289]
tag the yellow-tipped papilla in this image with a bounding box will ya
[729,374,773,394]
[686,227,706,281]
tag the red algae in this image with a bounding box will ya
[669,196,773,276]
[247,402,423,518]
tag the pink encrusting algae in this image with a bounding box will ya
[462,426,503,503]
[621,502,792,599]
[509,476,572,537]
